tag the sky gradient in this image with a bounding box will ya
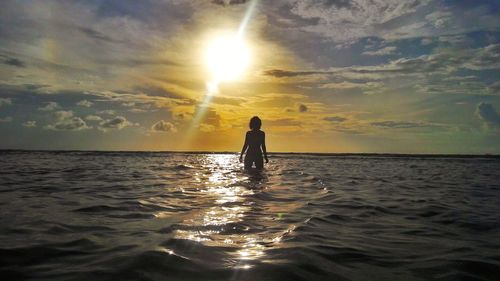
[0,0,499,153]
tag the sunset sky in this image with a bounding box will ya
[0,0,499,153]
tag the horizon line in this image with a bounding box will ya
[0,149,499,158]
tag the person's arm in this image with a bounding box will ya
[262,132,268,163]
[239,132,248,162]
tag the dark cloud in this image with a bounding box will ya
[151,120,177,132]
[212,0,248,6]
[321,0,351,9]
[298,104,308,112]
[98,116,134,131]
[118,58,179,67]
[134,85,188,100]
[194,106,222,132]
[3,58,25,67]
[174,112,186,120]
[98,58,179,67]
[370,120,442,129]
[77,27,117,43]
[324,116,347,122]
[195,106,221,127]
[23,84,50,90]
[95,0,194,28]
[476,102,500,129]
[263,69,329,77]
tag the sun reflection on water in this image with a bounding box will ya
[166,154,295,268]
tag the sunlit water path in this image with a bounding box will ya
[1,151,499,280]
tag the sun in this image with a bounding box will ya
[205,34,251,82]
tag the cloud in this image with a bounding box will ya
[98,110,116,115]
[266,118,302,127]
[288,0,432,42]
[468,43,500,70]
[320,81,383,90]
[298,104,308,112]
[324,116,347,122]
[54,110,74,121]
[263,69,329,78]
[135,84,189,100]
[38,102,59,111]
[425,10,453,28]
[22,121,36,128]
[76,100,94,107]
[194,106,221,127]
[77,27,118,43]
[262,44,500,91]
[488,82,500,94]
[0,116,13,123]
[3,57,25,67]
[199,123,216,133]
[24,84,50,90]
[421,38,433,45]
[438,35,467,44]
[476,102,500,129]
[414,75,493,95]
[362,46,398,56]
[210,96,247,106]
[370,120,442,129]
[380,43,500,73]
[0,98,12,107]
[122,102,135,107]
[212,0,248,6]
[85,115,103,121]
[46,111,90,131]
[98,116,135,132]
[151,120,177,133]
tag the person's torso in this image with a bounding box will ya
[247,130,264,152]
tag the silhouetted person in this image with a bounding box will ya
[239,116,269,170]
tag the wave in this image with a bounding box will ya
[0,151,499,280]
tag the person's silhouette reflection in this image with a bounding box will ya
[239,116,269,170]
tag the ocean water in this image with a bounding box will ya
[1,151,499,281]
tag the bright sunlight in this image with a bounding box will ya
[205,34,251,83]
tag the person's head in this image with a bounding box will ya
[249,116,262,130]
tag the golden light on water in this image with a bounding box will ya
[167,155,273,267]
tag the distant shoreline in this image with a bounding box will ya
[1,149,499,158]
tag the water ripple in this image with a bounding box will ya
[0,151,499,280]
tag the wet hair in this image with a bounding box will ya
[249,116,262,130]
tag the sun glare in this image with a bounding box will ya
[205,34,251,82]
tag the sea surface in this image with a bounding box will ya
[1,151,500,281]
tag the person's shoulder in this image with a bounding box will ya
[260,130,265,135]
